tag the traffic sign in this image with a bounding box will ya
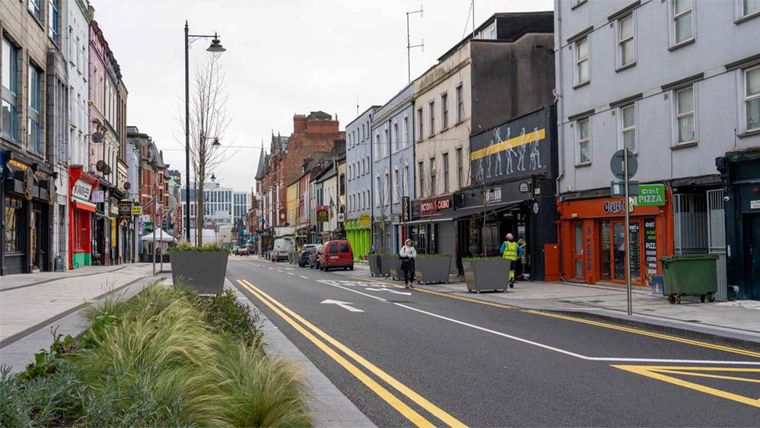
[610,149,638,180]
[611,180,640,196]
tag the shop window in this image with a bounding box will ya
[4,196,22,252]
[600,221,611,280]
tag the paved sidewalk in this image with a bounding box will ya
[351,261,760,344]
[0,263,163,346]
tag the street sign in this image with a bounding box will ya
[637,183,666,206]
[611,180,640,196]
[131,205,143,215]
[610,149,638,180]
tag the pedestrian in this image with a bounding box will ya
[516,238,526,280]
[399,239,417,289]
[499,233,519,288]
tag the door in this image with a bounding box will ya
[749,215,760,299]
[600,221,612,280]
[609,219,643,284]
[573,222,584,279]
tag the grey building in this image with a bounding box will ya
[371,84,415,254]
[345,106,378,258]
[554,0,760,299]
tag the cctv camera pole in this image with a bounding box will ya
[406,6,424,83]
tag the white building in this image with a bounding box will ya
[181,183,249,227]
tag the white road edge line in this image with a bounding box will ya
[393,303,760,365]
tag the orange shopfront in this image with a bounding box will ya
[558,195,674,287]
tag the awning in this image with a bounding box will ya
[71,198,96,212]
[404,200,524,225]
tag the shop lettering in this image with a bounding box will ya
[72,179,93,202]
[420,198,451,213]
[603,200,625,214]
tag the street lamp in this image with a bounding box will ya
[185,21,226,242]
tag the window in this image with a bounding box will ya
[4,195,21,252]
[441,93,449,129]
[575,37,589,85]
[620,104,636,151]
[28,0,42,21]
[417,108,423,141]
[675,86,696,143]
[456,148,463,189]
[28,64,43,155]
[429,157,437,195]
[418,161,425,197]
[403,164,410,197]
[1,38,20,142]
[742,0,760,18]
[374,133,380,159]
[402,116,409,147]
[383,172,389,206]
[48,0,60,43]
[746,66,760,131]
[393,167,400,203]
[456,85,464,123]
[393,122,399,152]
[429,101,435,137]
[339,173,345,195]
[577,117,591,164]
[442,153,450,193]
[329,243,338,254]
[618,14,635,68]
[376,175,381,206]
[673,0,694,45]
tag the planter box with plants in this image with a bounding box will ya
[169,243,229,295]
[368,254,382,276]
[379,254,399,278]
[415,254,452,284]
[463,258,511,293]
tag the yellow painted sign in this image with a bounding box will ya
[359,213,371,227]
[111,218,117,247]
[131,205,143,215]
[470,128,546,161]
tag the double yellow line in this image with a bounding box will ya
[236,279,467,428]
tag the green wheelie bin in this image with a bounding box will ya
[660,254,718,304]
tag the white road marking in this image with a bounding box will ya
[315,280,387,302]
[321,299,364,312]
[276,270,283,273]
[366,287,412,296]
[268,268,274,271]
[299,275,309,279]
[393,303,760,365]
[287,272,295,276]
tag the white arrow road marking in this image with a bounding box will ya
[287,272,295,276]
[299,275,309,279]
[316,280,387,302]
[366,287,412,296]
[321,299,364,312]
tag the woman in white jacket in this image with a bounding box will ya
[399,239,417,289]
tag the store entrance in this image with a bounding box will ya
[747,214,760,299]
[602,219,643,285]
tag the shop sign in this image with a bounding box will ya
[469,107,553,185]
[119,201,133,217]
[485,187,502,203]
[644,219,657,276]
[72,179,93,201]
[131,205,143,215]
[420,196,452,214]
[603,200,625,214]
[401,196,411,222]
[109,202,119,215]
[519,182,529,193]
[750,200,760,210]
[91,190,105,203]
[359,213,371,227]
[637,184,666,206]
[316,205,329,222]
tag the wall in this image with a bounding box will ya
[345,106,377,221]
[556,0,760,193]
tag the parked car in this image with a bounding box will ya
[298,244,319,267]
[309,244,323,269]
[318,240,354,271]
[238,246,249,256]
[271,238,294,262]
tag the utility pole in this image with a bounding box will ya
[406,5,424,83]
[624,147,632,316]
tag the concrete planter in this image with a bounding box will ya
[368,254,382,277]
[170,251,229,295]
[380,255,399,278]
[415,255,451,284]
[463,258,510,293]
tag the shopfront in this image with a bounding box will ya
[1,153,54,275]
[407,193,456,258]
[346,213,371,260]
[557,194,674,287]
[68,166,98,269]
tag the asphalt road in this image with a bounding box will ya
[227,258,760,427]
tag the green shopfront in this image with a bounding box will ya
[346,213,371,260]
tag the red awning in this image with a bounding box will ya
[72,199,96,212]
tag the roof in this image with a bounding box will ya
[254,148,267,180]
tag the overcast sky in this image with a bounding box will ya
[92,0,553,192]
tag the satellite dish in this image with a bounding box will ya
[92,132,104,143]
[124,181,131,190]
[96,160,105,171]
[103,165,112,175]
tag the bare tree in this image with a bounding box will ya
[185,54,232,245]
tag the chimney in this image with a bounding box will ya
[293,114,307,133]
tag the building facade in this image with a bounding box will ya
[371,84,415,254]
[345,106,378,259]
[554,0,760,299]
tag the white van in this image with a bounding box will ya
[271,238,294,262]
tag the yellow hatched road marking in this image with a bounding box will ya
[614,365,760,408]
[650,368,760,384]
[235,280,436,428]
[238,279,468,428]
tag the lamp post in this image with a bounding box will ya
[184,21,225,242]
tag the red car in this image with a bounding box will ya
[318,240,354,271]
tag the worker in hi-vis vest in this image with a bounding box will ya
[499,233,519,288]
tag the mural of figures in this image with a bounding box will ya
[469,107,555,186]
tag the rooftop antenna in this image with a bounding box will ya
[356,97,360,117]
[472,0,475,36]
[406,4,424,83]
